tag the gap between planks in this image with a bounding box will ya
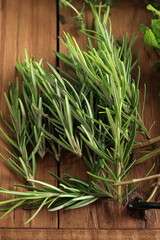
[56,0,60,230]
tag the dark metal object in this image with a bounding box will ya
[128,196,160,220]
[128,196,160,211]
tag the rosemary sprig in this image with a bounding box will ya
[16,50,46,159]
[0,80,35,182]
[0,51,47,184]
[0,173,105,224]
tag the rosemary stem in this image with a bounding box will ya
[117,161,122,215]
[137,113,150,139]
[71,137,82,158]
[20,148,35,187]
[132,136,160,150]
[61,0,82,20]
[113,173,160,186]
[147,176,160,202]
[116,118,122,214]
[135,147,160,165]
[49,141,60,162]
[147,185,158,202]
[28,173,36,187]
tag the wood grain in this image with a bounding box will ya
[0,0,160,237]
[0,229,160,240]
[0,0,58,228]
[97,0,160,229]
[15,0,58,229]
[58,0,160,230]
[59,2,101,229]
[0,0,21,228]
[0,0,2,10]
[59,152,100,228]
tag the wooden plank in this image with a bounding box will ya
[15,0,58,228]
[0,229,160,240]
[0,0,160,233]
[59,152,99,228]
[96,0,160,229]
[0,0,2,9]
[16,0,57,67]
[58,0,159,229]
[0,0,20,228]
[110,0,160,230]
[0,0,58,228]
[102,0,160,229]
[59,2,101,229]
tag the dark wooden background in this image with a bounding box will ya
[0,0,160,239]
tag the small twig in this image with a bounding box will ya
[132,136,160,150]
[113,173,160,186]
[49,141,60,162]
[147,167,160,202]
[137,113,150,139]
[147,185,159,202]
[135,147,160,165]
[71,137,82,158]
[28,173,36,187]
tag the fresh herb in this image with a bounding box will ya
[138,3,160,199]
[0,51,47,184]
[139,4,160,67]
[0,1,160,223]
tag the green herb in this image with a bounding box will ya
[138,3,160,199]
[139,4,160,67]
[0,1,160,223]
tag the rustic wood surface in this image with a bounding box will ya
[0,0,160,239]
[0,0,58,229]
[0,229,160,240]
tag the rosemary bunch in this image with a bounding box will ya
[34,2,158,211]
[0,1,160,223]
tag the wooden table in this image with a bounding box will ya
[0,0,160,239]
